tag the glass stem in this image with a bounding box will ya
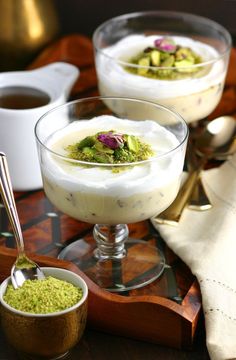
[93,224,128,260]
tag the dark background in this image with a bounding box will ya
[54,0,236,41]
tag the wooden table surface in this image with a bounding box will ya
[0,325,210,360]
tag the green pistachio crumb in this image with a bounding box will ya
[3,276,83,314]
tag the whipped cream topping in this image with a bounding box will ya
[96,35,224,98]
[43,115,183,197]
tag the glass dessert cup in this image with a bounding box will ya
[93,11,231,125]
[35,97,188,292]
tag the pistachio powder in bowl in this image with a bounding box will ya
[0,267,88,359]
[3,275,83,314]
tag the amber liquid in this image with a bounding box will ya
[0,86,50,109]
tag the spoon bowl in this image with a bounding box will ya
[195,115,236,160]
[0,152,45,288]
[11,257,45,289]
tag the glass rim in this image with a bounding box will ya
[92,10,232,69]
[35,96,189,167]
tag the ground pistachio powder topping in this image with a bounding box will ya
[125,37,204,80]
[65,130,154,165]
[3,276,83,314]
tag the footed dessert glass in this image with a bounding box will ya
[93,11,231,124]
[35,97,188,292]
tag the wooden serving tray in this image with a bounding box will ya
[0,190,201,350]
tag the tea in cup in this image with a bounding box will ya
[0,62,79,191]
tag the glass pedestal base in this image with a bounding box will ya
[58,238,165,292]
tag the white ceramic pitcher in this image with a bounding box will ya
[0,62,79,191]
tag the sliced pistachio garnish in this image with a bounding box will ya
[65,130,154,165]
[77,135,96,149]
[150,50,161,66]
[137,57,150,75]
[124,37,207,80]
[125,135,140,153]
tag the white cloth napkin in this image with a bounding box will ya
[151,154,236,360]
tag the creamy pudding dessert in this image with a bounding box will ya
[41,115,184,225]
[95,35,226,123]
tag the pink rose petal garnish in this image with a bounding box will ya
[98,132,124,149]
[154,37,176,53]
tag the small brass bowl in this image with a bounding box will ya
[0,267,88,359]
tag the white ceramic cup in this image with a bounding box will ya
[0,62,79,191]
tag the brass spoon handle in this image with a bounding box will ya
[186,138,212,211]
[154,164,205,226]
[0,152,25,256]
[188,175,212,211]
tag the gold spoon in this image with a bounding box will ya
[186,139,212,211]
[153,115,236,226]
[0,152,45,288]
